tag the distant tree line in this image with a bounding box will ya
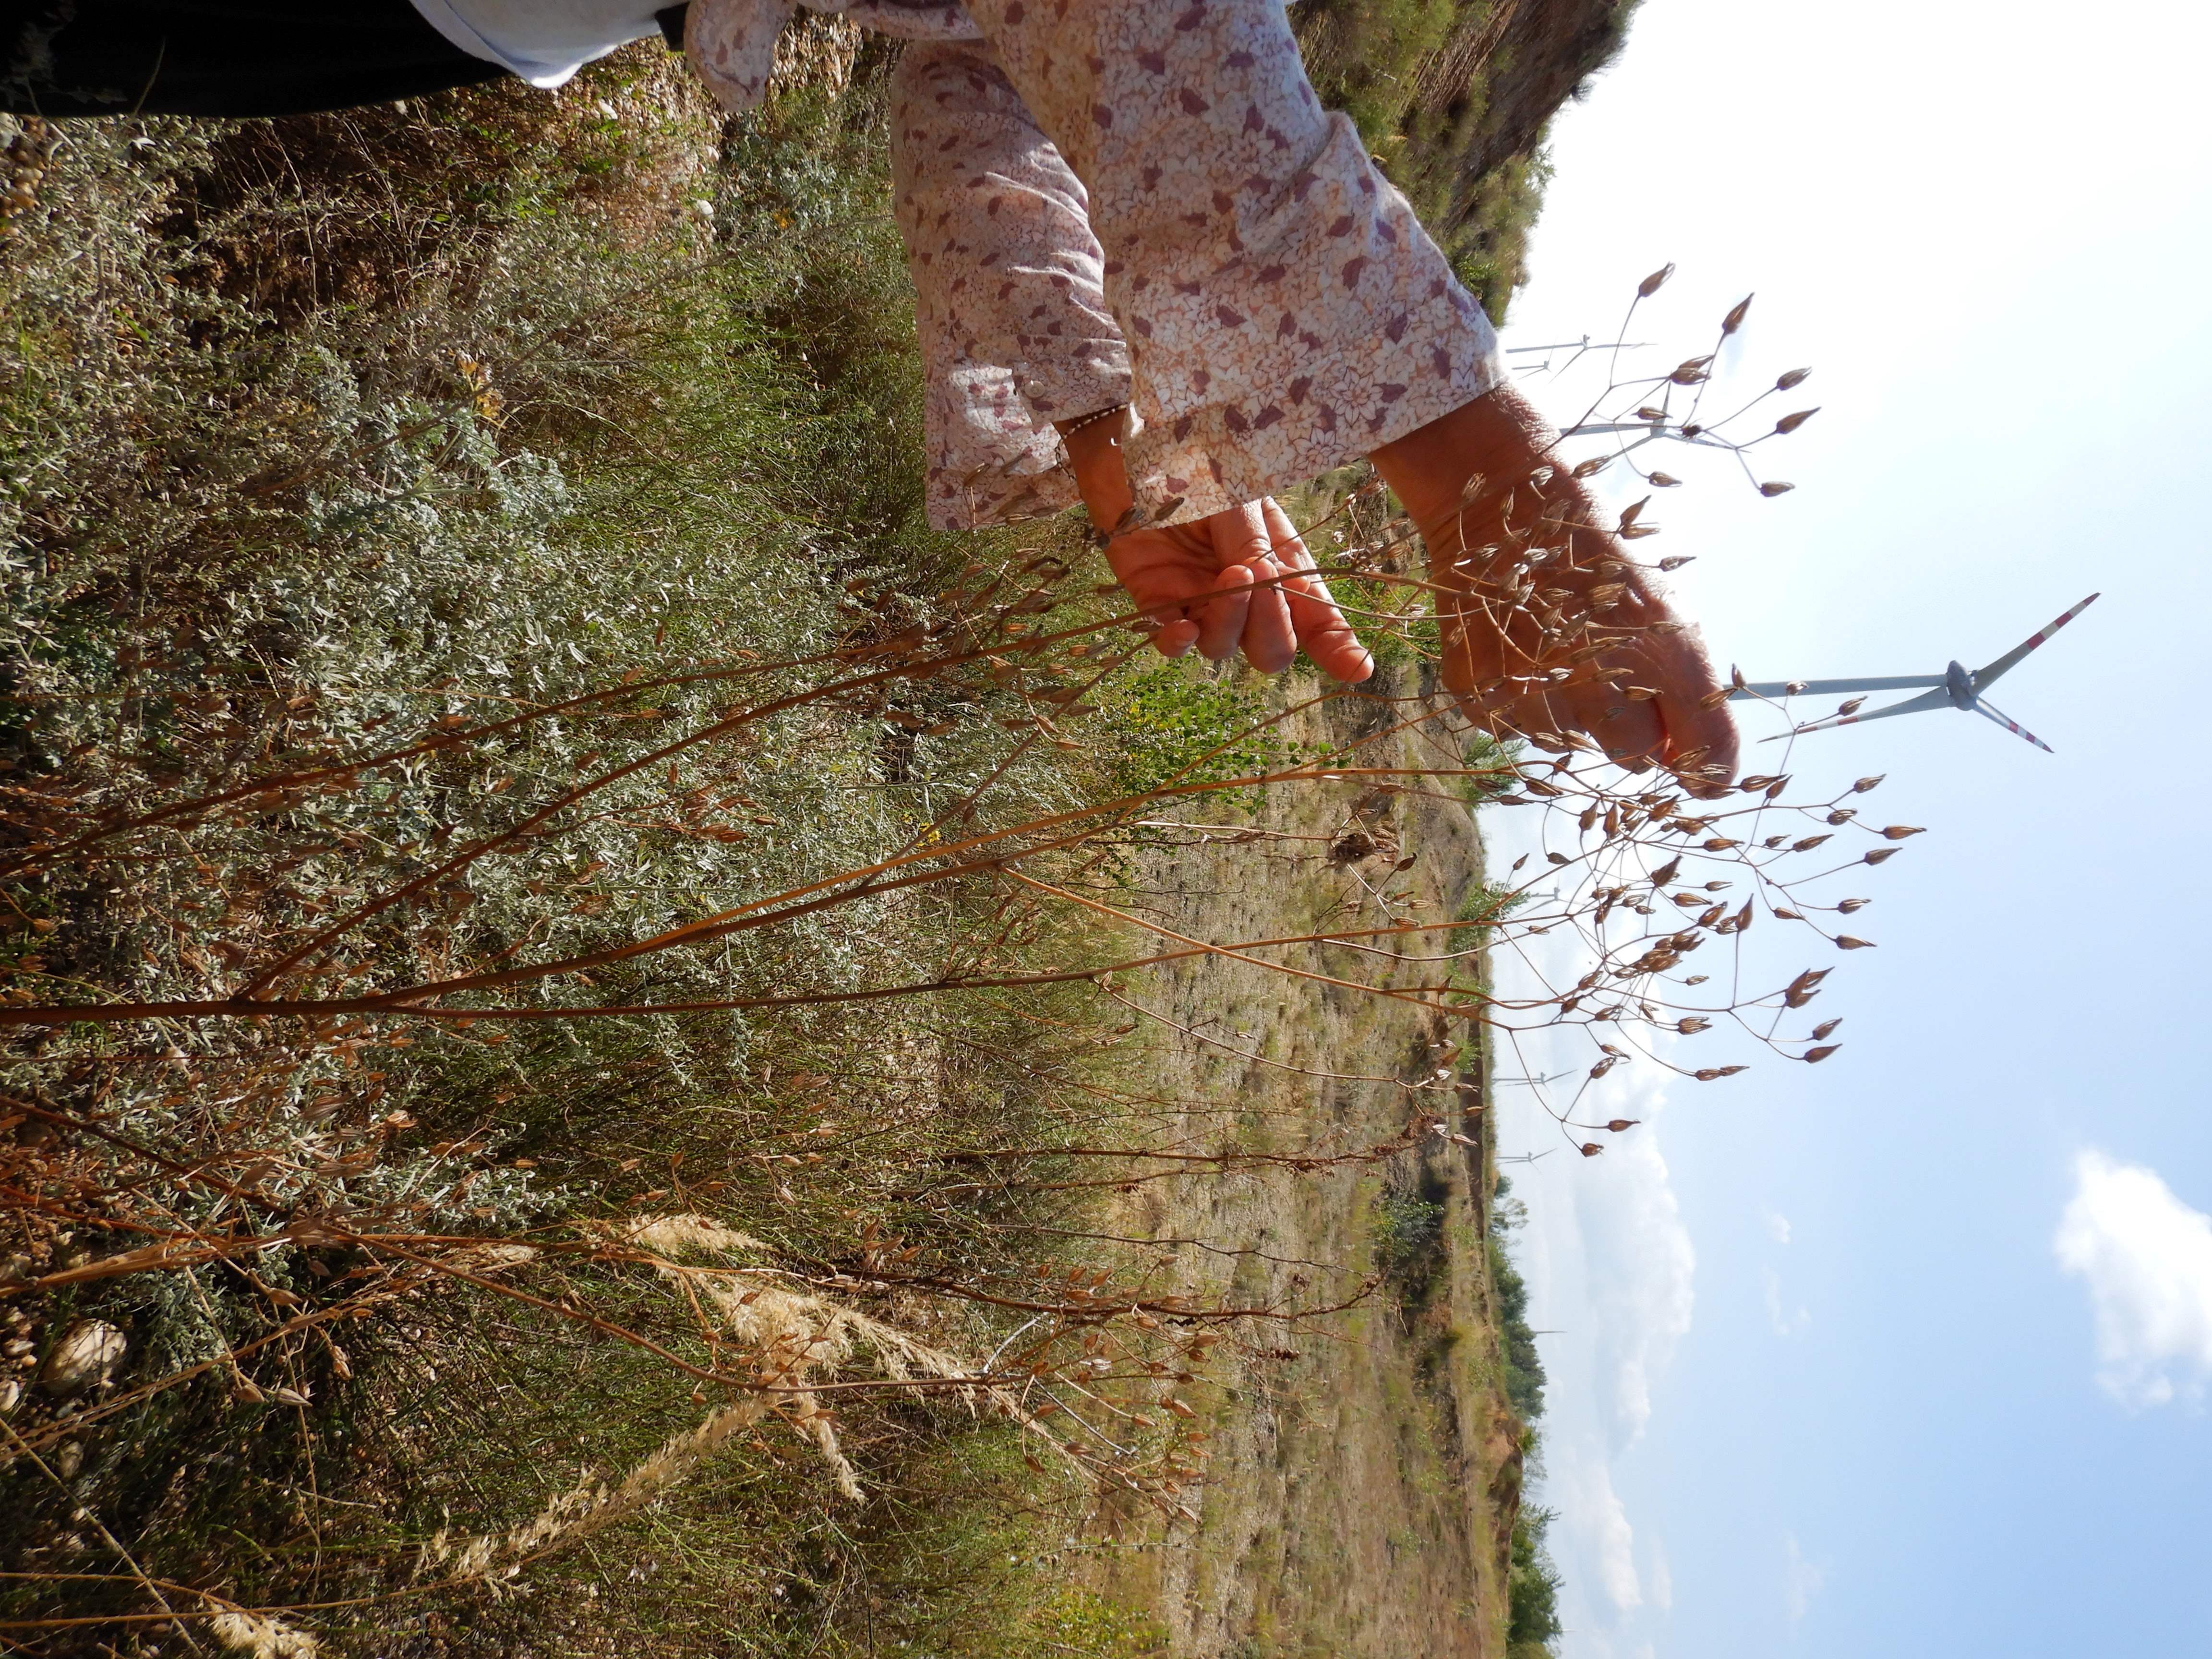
[1492,1175,1564,1655]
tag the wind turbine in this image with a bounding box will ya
[1726,594,2100,752]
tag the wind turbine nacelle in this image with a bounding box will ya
[1945,660,1977,710]
[1746,594,2094,753]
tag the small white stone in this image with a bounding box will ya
[39,1320,126,1395]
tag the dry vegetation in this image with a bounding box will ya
[0,38,1527,1658]
[0,13,1899,1659]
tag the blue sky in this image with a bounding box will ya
[1485,1,2212,1654]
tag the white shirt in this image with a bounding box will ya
[410,0,670,89]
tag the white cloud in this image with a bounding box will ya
[1575,1072,1696,1448]
[1763,1208,1793,1246]
[1492,1027,1696,1657]
[1763,1267,1811,1339]
[1646,1538,1673,1613]
[1783,1533,1828,1624]
[1556,1443,1643,1614]
[2054,1148,2212,1408]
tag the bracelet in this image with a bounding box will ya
[1058,402,1129,438]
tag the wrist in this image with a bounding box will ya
[1371,384,1556,539]
[1056,406,1133,534]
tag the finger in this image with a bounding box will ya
[1240,553,1298,673]
[1203,500,1292,668]
[1192,564,1252,661]
[1202,502,1293,673]
[1261,499,1373,681]
[1153,616,1200,659]
[1635,628,1739,795]
[1657,681,1740,796]
[1569,677,1665,765]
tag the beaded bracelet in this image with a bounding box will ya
[1058,401,1129,437]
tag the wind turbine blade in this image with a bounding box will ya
[1730,675,1944,699]
[1764,686,1951,739]
[1972,697,2053,753]
[1972,593,2099,690]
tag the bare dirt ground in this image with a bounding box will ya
[1078,666,1523,1658]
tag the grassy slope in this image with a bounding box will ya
[1074,671,1527,1658]
[1295,0,1644,319]
[0,9,1604,1653]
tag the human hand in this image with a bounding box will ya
[1370,386,1739,795]
[1431,510,1739,794]
[1056,409,1372,682]
[1103,498,1375,681]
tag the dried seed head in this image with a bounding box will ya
[1837,897,1869,913]
[1777,367,1813,389]
[1836,936,1875,950]
[1580,1142,1605,1157]
[1774,408,1820,435]
[1638,262,1677,298]
[1606,1118,1640,1132]
[1863,848,1899,865]
[1880,825,1925,840]
[1852,775,1885,793]
[1811,1019,1842,1040]
[1721,295,1753,334]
